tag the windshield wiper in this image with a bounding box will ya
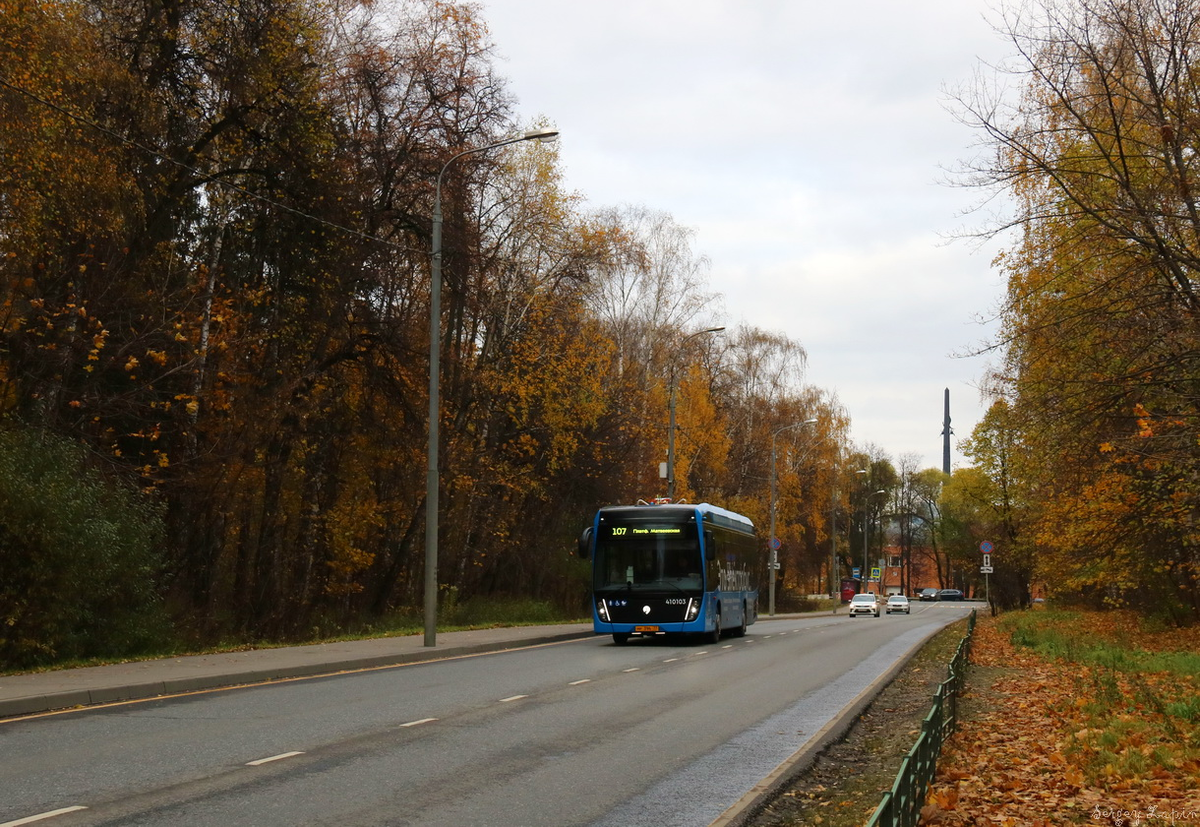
[657,578,688,595]
[609,578,693,594]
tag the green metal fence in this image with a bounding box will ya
[865,609,977,827]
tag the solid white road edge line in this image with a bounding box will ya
[1,806,88,827]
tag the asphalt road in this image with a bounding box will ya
[0,605,972,827]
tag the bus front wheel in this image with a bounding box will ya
[707,613,721,644]
[613,633,630,645]
[733,603,747,637]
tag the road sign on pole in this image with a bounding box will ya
[980,565,994,574]
[980,540,994,554]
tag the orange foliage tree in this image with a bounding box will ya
[956,0,1200,619]
[0,0,856,648]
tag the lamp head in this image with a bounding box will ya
[523,128,560,143]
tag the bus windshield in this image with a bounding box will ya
[593,521,703,592]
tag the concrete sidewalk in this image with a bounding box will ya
[0,623,595,719]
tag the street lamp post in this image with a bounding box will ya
[666,326,725,500]
[426,128,559,647]
[862,489,886,594]
[829,488,837,602]
[829,455,841,605]
[768,418,818,615]
[854,470,867,589]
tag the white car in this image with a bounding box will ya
[886,594,911,614]
[848,593,880,617]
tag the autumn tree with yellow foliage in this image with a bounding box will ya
[957,0,1200,620]
[1,0,844,657]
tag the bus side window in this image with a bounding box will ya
[704,530,719,590]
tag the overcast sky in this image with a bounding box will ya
[480,0,1014,472]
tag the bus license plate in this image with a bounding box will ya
[634,625,660,632]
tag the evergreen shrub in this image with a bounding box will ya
[0,423,169,668]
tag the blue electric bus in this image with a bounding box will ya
[577,502,759,644]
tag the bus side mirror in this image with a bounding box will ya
[704,529,715,553]
[577,526,593,559]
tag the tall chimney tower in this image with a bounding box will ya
[941,388,952,474]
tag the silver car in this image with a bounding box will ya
[848,593,880,617]
[886,594,911,614]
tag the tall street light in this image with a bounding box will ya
[666,326,725,500]
[829,451,843,605]
[853,469,867,589]
[426,128,559,647]
[862,489,886,594]
[828,481,837,603]
[768,418,818,615]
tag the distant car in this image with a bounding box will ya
[918,588,940,601]
[886,594,911,614]
[938,589,965,601]
[848,593,880,617]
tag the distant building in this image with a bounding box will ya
[879,544,942,596]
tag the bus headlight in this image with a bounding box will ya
[597,600,611,622]
[684,598,700,622]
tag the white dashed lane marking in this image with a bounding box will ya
[399,718,437,728]
[246,751,305,766]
